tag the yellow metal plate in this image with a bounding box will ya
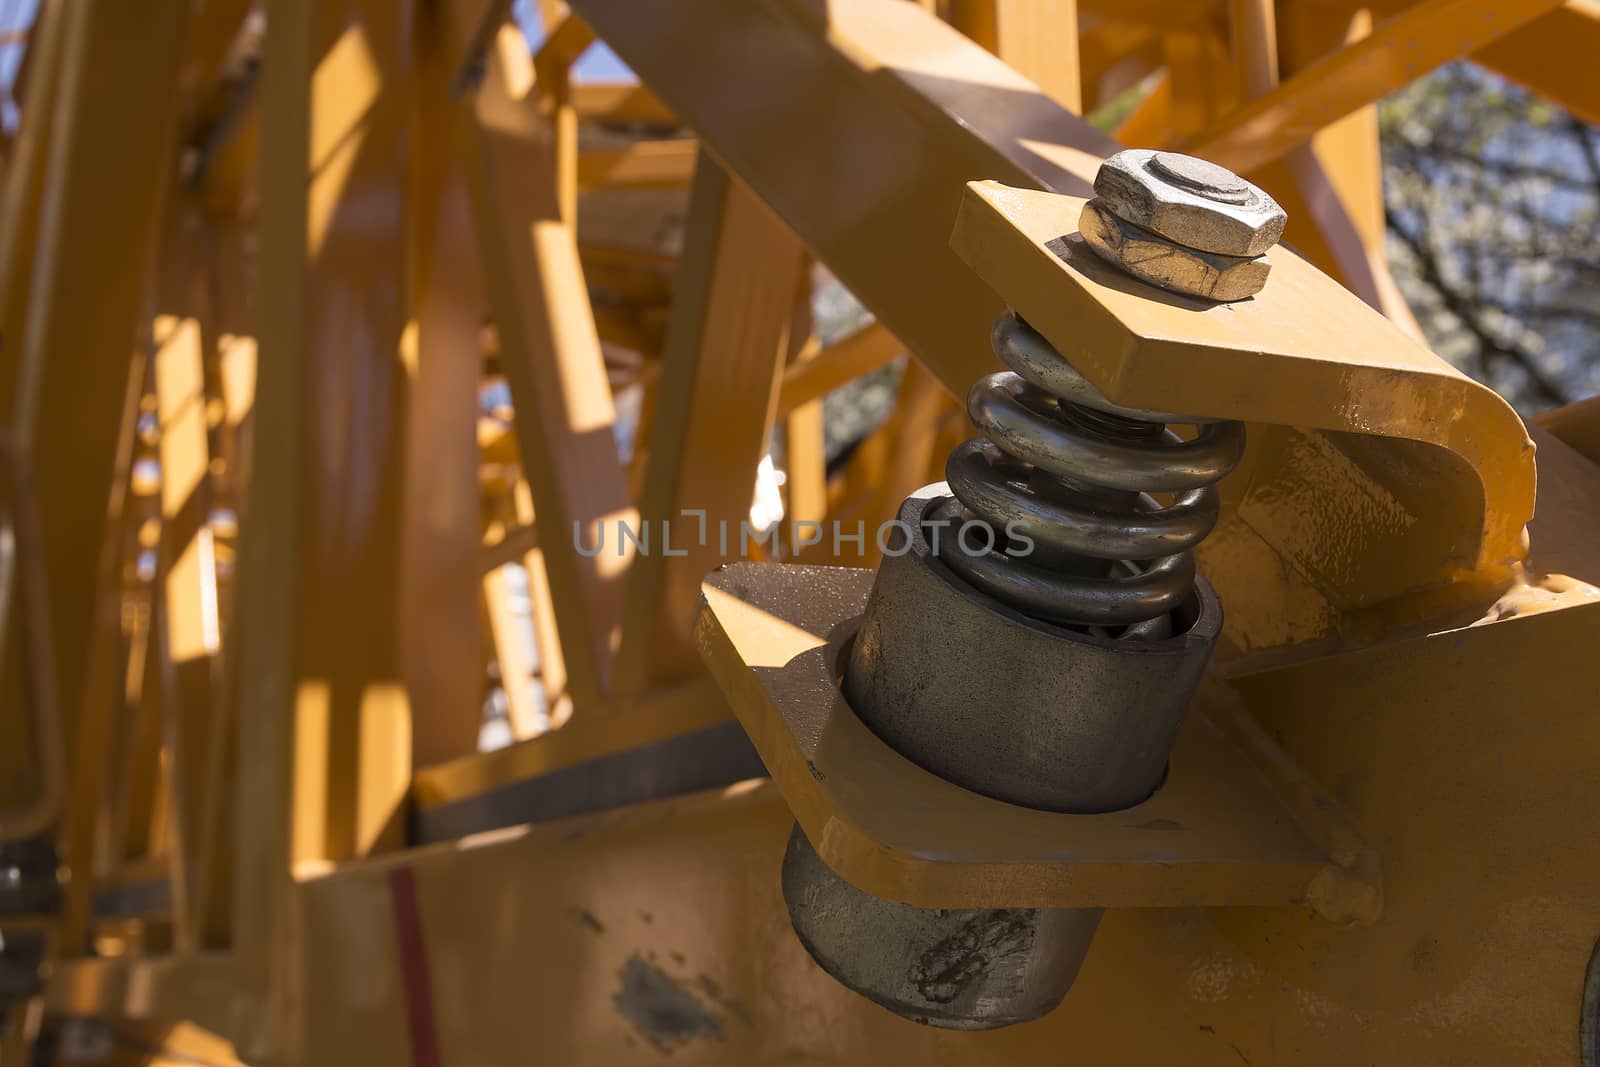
[950,181,1533,581]
[694,562,1370,913]
[267,592,1600,1065]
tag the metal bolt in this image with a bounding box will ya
[1079,200,1273,303]
[1146,151,1252,205]
[1081,149,1286,301]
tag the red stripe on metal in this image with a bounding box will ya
[387,866,444,1067]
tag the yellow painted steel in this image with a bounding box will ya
[1185,0,1568,173]
[411,676,729,809]
[775,321,903,420]
[695,564,1379,919]
[448,0,637,708]
[9,0,1600,1062]
[1475,0,1600,126]
[951,181,1535,653]
[275,549,1600,1063]
[3,0,190,738]
[44,954,240,1046]
[254,431,1600,1061]
[233,3,422,1059]
[1538,396,1600,467]
[0,431,64,841]
[401,0,490,768]
[613,154,806,695]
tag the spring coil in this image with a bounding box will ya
[930,313,1245,639]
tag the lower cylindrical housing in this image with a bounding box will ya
[783,486,1221,1028]
[846,487,1221,814]
[782,825,1099,1029]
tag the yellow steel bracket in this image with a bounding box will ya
[695,563,1381,925]
[951,182,1536,654]
[0,432,64,841]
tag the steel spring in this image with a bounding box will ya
[930,312,1246,640]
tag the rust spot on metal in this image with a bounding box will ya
[909,910,1034,1004]
[613,954,725,1052]
[569,908,605,934]
[697,973,756,1029]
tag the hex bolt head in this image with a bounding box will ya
[1078,199,1272,302]
[1093,148,1286,257]
[1146,152,1252,204]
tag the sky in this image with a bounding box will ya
[0,0,40,129]
[514,0,634,82]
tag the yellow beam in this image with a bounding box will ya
[235,1,418,1052]
[150,301,222,955]
[780,275,827,531]
[110,603,163,865]
[531,9,596,83]
[515,481,574,731]
[1184,0,1568,174]
[1111,68,1172,145]
[229,0,305,1015]
[1162,28,1239,139]
[44,954,236,1043]
[191,229,252,952]
[775,321,901,419]
[532,15,596,226]
[451,0,637,707]
[0,430,65,842]
[5,0,188,753]
[403,0,491,767]
[566,0,1116,400]
[949,0,1082,112]
[1075,0,1221,25]
[1535,395,1600,467]
[578,241,676,304]
[55,351,151,985]
[613,153,806,693]
[178,0,257,108]
[0,0,63,423]
[1078,20,1158,111]
[1231,2,1421,334]
[476,478,571,737]
[1228,0,1279,100]
[1474,0,1600,127]
[411,676,729,808]
[577,138,698,189]
[481,561,544,738]
[571,82,676,125]
[18,0,190,979]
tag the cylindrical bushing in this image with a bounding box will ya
[782,825,1100,1029]
[784,485,1221,1028]
[846,487,1221,814]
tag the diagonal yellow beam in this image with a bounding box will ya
[612,153,807,695]
[1475,0,1600,127]
[775,321,902,419]
[448,1,636,707]
[1184,0,1568,175]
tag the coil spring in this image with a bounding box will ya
[930,313,1245,640]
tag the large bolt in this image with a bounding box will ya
[1080,149,1286,300]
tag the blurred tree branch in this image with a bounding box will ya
[1382,64,1600,413]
